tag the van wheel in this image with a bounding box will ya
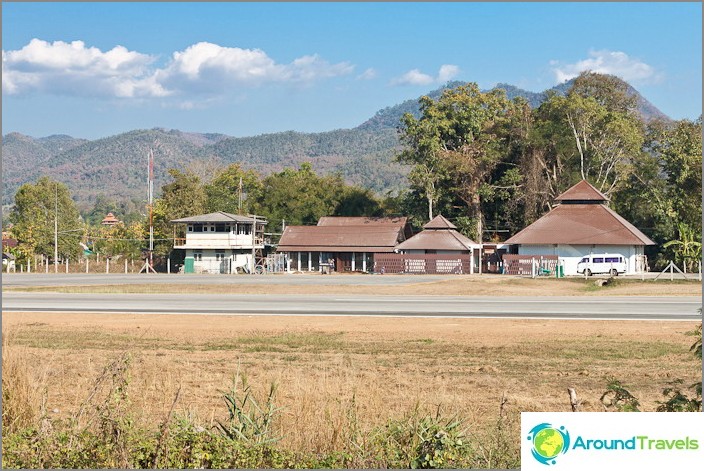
[610,269,618,276]
[585,269,592,277]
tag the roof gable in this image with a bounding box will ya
[555,180,609,202]
[396,229,477,251]
[505,203,654,245]
[423,215,457,230]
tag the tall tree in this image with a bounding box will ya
[9,176,82,262]
[204,164,263,215]
[151,169,207,256]
[254,163,344,227]
[397,83,513,242]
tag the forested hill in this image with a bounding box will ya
[2,76,670,210]
[356,78,669,131]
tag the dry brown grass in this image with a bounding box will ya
[1,331,50,434]
[2,312,700,455]
[4,275,702,296]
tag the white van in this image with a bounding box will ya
[576,254,627,276]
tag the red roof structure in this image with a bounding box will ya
[101,212,121,226]
[505,180,654,245]
[554,180,609,202]
[395,215,477,251]
[277,217,410,253]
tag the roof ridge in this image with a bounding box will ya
[601,205,655,245]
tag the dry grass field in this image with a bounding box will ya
[6,274,702,296]
[3,275,701,467]
[2,311,701,458]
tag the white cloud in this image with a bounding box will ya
[391,64,460,86]
[2,38,165,97]
[437,64,460,83]
[357,68,377,80]
[2,39,355,99]
[551,49,658,84]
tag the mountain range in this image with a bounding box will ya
[1,77,671,211]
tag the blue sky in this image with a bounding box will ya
[2,2,701,140]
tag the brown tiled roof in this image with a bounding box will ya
[505,203,655,245]
[317,216,408,226]
[555,180,609,202]
[101,212,120,225]
[396,229,477,251]
[276,224,404,253]
[2,238,18,248]
[423,215,457,230]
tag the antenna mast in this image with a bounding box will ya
[140,147,157,273]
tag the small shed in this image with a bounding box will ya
[383,214,481,274]
[504,180,655,275]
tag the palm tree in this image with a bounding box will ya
[663,223,702,273]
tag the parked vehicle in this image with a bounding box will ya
[577,254,627,276]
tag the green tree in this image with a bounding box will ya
[151,169,207,256]
[9,176,83,262]
[254,163,344,227]
[530,73,645,201]
[653,117,703,233]
[397,83,514,242]
[663,223,702,272]
[204,164,263,215]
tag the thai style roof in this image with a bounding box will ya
[554,179,609,203]
[422,214,457,230]
[505,181,654,246]
[171,211,267,224]
[101,212,121,225]
[396,215,477,251]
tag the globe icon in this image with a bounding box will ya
[533,428,564,459]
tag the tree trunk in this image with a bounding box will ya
[470,193,482,244]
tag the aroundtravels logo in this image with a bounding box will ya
[526,423,571,465]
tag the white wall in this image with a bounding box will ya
[517,244,644,275]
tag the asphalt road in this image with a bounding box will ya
[2,292,701,321]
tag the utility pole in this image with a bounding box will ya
[140,147,157,273]
[250,214,256,274]
[54,183,58,273]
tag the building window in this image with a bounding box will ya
[215,224,227,232]
[188,225,193,232]
[193,250,202,261]
[215,251,225,261]
[193,224,204,232]
[238,224,251,235]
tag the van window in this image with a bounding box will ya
[593,257,604,263]
[605,257,621,263]
[579,257,589,263]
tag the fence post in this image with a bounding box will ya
[167,258,171,274]
[66,259,69,273]
[21,264,24,273]
[45,258,49,273]
[106,258,110,274]
[125,259,128,274]
[86,258,89,273]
